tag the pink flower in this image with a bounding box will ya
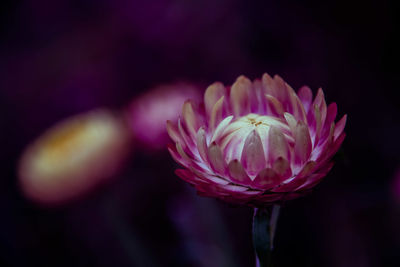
[18,109,132,205]
[127,83,201,151]
[167,74,347,206]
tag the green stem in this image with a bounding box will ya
[253,205,280,267]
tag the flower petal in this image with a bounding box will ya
[228,159,252,184]
[298,86,313,112]
[209,96,225,132]
[271,177,306,192]
[295,162,334,191]
[313,88,327,126]
[230,75,251,116]
[182,100,200,137]
[272,157,292,179]
[297,161,316,178]
[334,114,347,140]
[196,127,208,162]
[178,118,195,154]
[273,75,291,109]
[167,143,189,167]
[261,73,274,95]
[312,105,322,147]
[267,126,290,165]
[207,142,227,175]
[221,184,249,193]
[241,130,266,176]
[204,82,226,117]
[203,174,230,185]
[176,142,192,162]
[320,103,337,141]
[251,168,281,190]
[284,112,297,133]
[251,79,265,113]
[166,120,183,144]
[265,95,284,117]
[211,115,233,143]
[294,121,312,166]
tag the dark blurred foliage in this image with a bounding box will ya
[0,0,399,266]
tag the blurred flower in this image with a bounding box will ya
[127,83,201,151]
[167,74,347,206]
[18,109,132,205]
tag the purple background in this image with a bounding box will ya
[0,0,399,266]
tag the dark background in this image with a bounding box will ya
[0,0,399,266]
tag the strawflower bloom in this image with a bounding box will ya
[127,83,201,151]
[18,109,132,205]
[167,74,346,206]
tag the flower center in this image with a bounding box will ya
[218,113,290,163]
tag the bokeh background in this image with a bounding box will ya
[1,0,399,266]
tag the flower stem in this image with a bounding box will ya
[252,205,280,267]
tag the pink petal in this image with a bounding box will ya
[296,162,334,191]
[167,143,190,167]
[320,103,337,141]
[272,157,292,179]
[267,126,290,165]
[204,82,226,117]
[265,94,284,117]
[298,86,313,112]
[230,75,251,116]
[313,89,327,126]
[182,100,200,138]
[286,85,307,122]
[271,177,306,192]
[272,75,290,105]
[261,73,274,95]
[284,112,297,133]
[312,105,322,147]
[221,184,249,193]
[176,142,192,162]
[241,130,266,176]
[166,120,183,144]
[209,96,225,132]
[312,123,335,160]
[297,161,316,178]
[294,95,308,123]
[228,159,252,185]
[251,168,281,190]
[207,142,227,175]
[316,132,346,167]
[251,79,266,113]
[211,115,233,143]
[178,118,195,155]
[196,127,208,162]
[334,114,347,140]
[203,174,230,185]
[294,121,312,166]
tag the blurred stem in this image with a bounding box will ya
[253,205,280,267]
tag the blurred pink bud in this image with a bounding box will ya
[127,83,201,151]
[18,109,132,205]
[167,74,347,206]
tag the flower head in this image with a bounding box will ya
[167,74,346,206]
[18,109,132,205]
